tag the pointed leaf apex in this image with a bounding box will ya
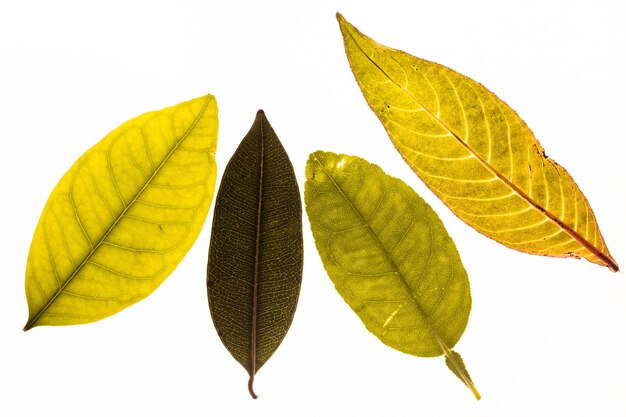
[254,109,267,127]
[607,258,619,272]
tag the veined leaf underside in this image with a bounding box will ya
[305,151,479,399]
[25,95,218,329]
[207,111,303,399]
[337,14,617,271]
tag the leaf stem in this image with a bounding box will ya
[434,336,481,400]
[248,375,258,399]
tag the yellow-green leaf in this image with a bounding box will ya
[305,151,479,399]
[337,13,618,272]
[24,95,218,330]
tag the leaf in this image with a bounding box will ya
[207,110,303,399]
[24,95,218,330]
[305,151,480,399]
[337,13,618,272]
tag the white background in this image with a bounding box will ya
[1,1,625,416]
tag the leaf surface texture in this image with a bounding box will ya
[207,111,303,399]
[305,151,479,398]
[337,14,617,271]
[24,95,218,329]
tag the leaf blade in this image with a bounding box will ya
[305,151,478,398]
[24,95,218,329]
[207,111,303,399]
[337,13,618,272]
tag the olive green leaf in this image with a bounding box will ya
[305,151,479,399]
[24,95,218,330]
[207,111,303,399]
[337,13,618,272]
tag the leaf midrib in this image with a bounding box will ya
[344,26,618,272]
[25,96,213,330]
[248,112,265,399]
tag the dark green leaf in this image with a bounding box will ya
[207,110,303,399]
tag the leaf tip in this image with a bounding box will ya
[335,13,365,52]
[23,318,35,332]
[254,109,268,126]
[336,12,350,34]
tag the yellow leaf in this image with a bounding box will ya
[337,14,618,272]
[24,95,218,330]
